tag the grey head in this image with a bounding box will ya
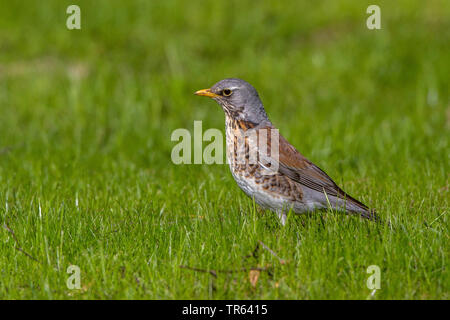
[195,78,270,125]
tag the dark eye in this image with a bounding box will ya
[222,89,232,96]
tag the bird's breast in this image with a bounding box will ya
[224,116,303,207]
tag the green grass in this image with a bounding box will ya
[0,0,448,299]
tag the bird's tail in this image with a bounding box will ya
[359,208,380,222]
[341,193,381,223]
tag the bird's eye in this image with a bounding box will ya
[222,89,232,96]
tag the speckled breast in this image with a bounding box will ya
[224,116,303,208]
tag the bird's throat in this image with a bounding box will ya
[225,115,257,132]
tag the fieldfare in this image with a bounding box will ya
[195,78,377,225]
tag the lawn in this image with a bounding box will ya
[0,0,448,299]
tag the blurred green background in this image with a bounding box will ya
[0,0,448,299]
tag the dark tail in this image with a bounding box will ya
[359,208,380,222]
[341,192,381,223]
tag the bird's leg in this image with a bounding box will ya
[276,209,287,226]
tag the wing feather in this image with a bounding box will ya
[256,127,373,216]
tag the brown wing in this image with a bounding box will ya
[278,134,345,198]
[278,134,375,215]
[257,126,372,215]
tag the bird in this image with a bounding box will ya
[195,78,378,225]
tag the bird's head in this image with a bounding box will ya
[195,78,269,125]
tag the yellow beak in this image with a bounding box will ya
[194,88,220,98]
